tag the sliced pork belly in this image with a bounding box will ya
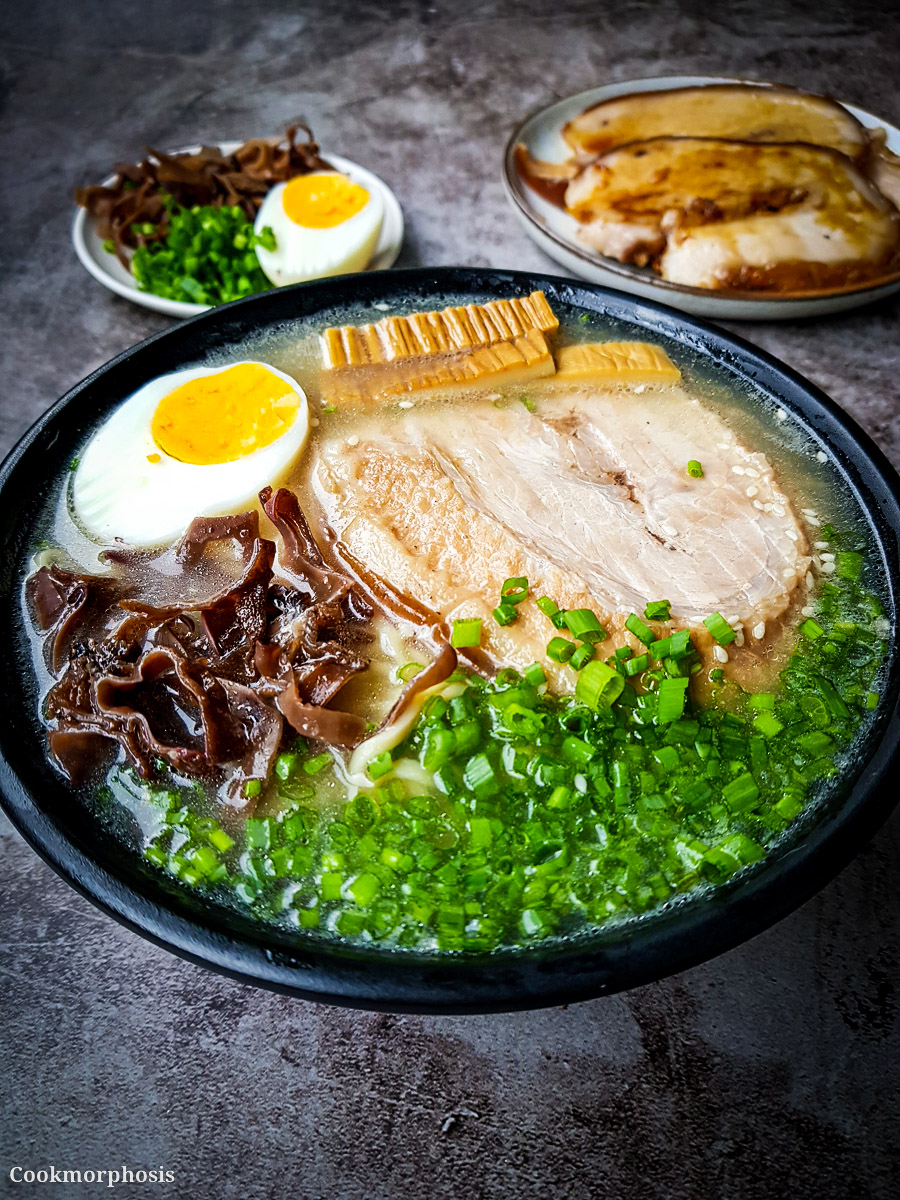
[565,138,900,290]
[312,385,809,684]
[561,84,869,161]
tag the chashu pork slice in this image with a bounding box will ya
[312,386,810,686]
[561,83,870,160]
[565,138,900,291]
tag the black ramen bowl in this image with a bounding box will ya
[1,268,898,1013]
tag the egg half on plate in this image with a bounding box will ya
[254,171,385,286]
[72,361,309,547]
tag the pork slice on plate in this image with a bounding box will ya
[561,83,870,160]
[565,138,900,290]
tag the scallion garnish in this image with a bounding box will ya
[523,662,547,687]
[367,752,393,781]
[656,676,689,723]
[397,662,424,683]
[800,618,825,640]
[623,652,649,677]
[562,609,608,644]
[493,604,518,627]
[625,613,655,645]
[703,612,736,646]
[500,576,529,604]
[687,460,704,478]
[569,644,595,671]
[575,660,624,711]
[451,618,483,648]
[547,637,576,663]
[644,599,672,622]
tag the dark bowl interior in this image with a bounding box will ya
[1,267,898,1014]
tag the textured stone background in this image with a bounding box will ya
[1,2,898,1197]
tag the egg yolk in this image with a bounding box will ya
[152,364,299,465]
[282,173,370,228]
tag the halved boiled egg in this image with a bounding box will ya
[254,171,384,286]
[73,361,309,547]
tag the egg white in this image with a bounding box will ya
[72,361,309,548]
[254,173,384,286]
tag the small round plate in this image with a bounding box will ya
[72,148,405,319]
[503,76,900,320]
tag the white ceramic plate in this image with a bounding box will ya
[503,76,900,320]
[72,147,404,319]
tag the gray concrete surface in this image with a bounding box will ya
[1,2,898,1197]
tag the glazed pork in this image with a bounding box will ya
[564,138,900,290]
[561,83,870,160]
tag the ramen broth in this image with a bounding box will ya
[27,297,890,953]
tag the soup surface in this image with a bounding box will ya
[25,292,890,955]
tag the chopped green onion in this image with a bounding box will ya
[367,752,393,781]
[569,644,595,671]
[536,596,558,619]
[575,661,625,711]
[462,753,497,795]
[322,404,337,414]
[836,551,862,582]
[625,613,655,645]
[346,872,380,907]
[644,600,672,622]
[523,662,546,687]
[656,676,689,723]
[722,773,760,812]
[800,618,825,640]
[303,752,332,776]
[520,394,536,413]
[865,691,879,711]
[563,609,608,644]
[650,629,692,659]
[274,753,298,781]
[397,661,424,683]
[547,637,576,663]
[687,460,704,479]
[703,612,736,646]
[500,576,529,605]
[451,618,483,648]
[623,653,649,677]
[710,668,725,683]
[747,693,775,711]
[493,604,518,627]
[242,779,262,799]
[753,712,783,739]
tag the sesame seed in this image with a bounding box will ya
[746,485,759,498]
[731,465,746,475]
[634,384,646,394]
[773,505,785,517]
[816,451,827,463]
[785,528,799,540]
[801,605,815,617]
[806,515,821,527]
[734,629,745,647]
[821,561,836,574]
[814,541,829,550]
[806,572,814,590]
[397,400,413,409]
[782,568,795,579]
[713,645,729,663]
[745,467,760,478]
[346,434,360,447]
[820,552,835,562]
[753,500,765,511]
[776,409,787,421]
[752,622,765,640]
